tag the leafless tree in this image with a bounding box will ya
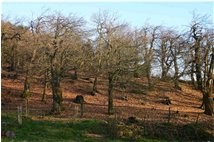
[92,11,140,114]
[30,11,85,113]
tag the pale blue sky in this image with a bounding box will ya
[2,2,213,29]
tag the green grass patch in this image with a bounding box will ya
[1,113,175,142]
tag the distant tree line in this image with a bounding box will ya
[1,11,213,115]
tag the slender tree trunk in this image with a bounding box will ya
[21,49,36,98]
[161,40,167,80]
[146,55,152,89]
[204,47,209,90]
[161,64,167,80]
[22,73,30,98]
[92,77,98,95]
[195,41,203,90]
[50,60,63,114]
[173,49,181,90]
[10,44,16,71]
[133,61,140,78]
[191,62,196,87]
[41,70,48,103]
[190,50,196,87]
[200,48,210,109]
[174,64,180,89]
[42,82,47,103]
[108,74,114,115]
[145,45,153,89]
[50,20,63,114]
[146,35,154,89]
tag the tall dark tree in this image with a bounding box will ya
[191,23,203,90]
[203,48,214,115]
[139,26,160,89]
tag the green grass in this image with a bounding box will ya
[1,113,173,142]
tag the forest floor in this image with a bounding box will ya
[1,69,214,141]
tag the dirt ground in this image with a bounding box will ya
[1,71,214,135]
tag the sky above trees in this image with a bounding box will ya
[2,2,213,30]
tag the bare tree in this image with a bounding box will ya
[155,28,174,80]
[138,25,160,89]
[1,19,27,71]
[191,23,203,90]
[30,12,85,113]
[188,13,214,115]
[92,11,139,114]
[168,30,190,90]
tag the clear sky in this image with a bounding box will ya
[2,2,213,29]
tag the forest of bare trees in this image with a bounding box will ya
[1,11,213,116]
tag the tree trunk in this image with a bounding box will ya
[50,21,63,114]
[146,34,154,89]
[161,64,167,80]
[190,49,195,87]
[161,40,167,80]
[174,72,180,90]
[191,61,196,87]
[92,77,98,95]
[50,63,63,114]
[10,44,16,71]
[22,75,30,98]
[108,74,114,115]
[200,47,210,109]
[42,83,47,103]
[146,57,152,89]
[203,53,214,115]
[204,47,210,90]
[145,47,153,89]
[173,48,181,90]
[204,93,213,115]
[195,40,203,90]
[41,70,48,103]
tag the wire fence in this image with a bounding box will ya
[2,103,84,119]
[1,103,202,125]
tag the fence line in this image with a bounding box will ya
[2,103,84,118]
[2,104,202,125]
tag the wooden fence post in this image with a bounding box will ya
[74,105,79,117]
[80,102,84,117]
[17,105,22,125]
